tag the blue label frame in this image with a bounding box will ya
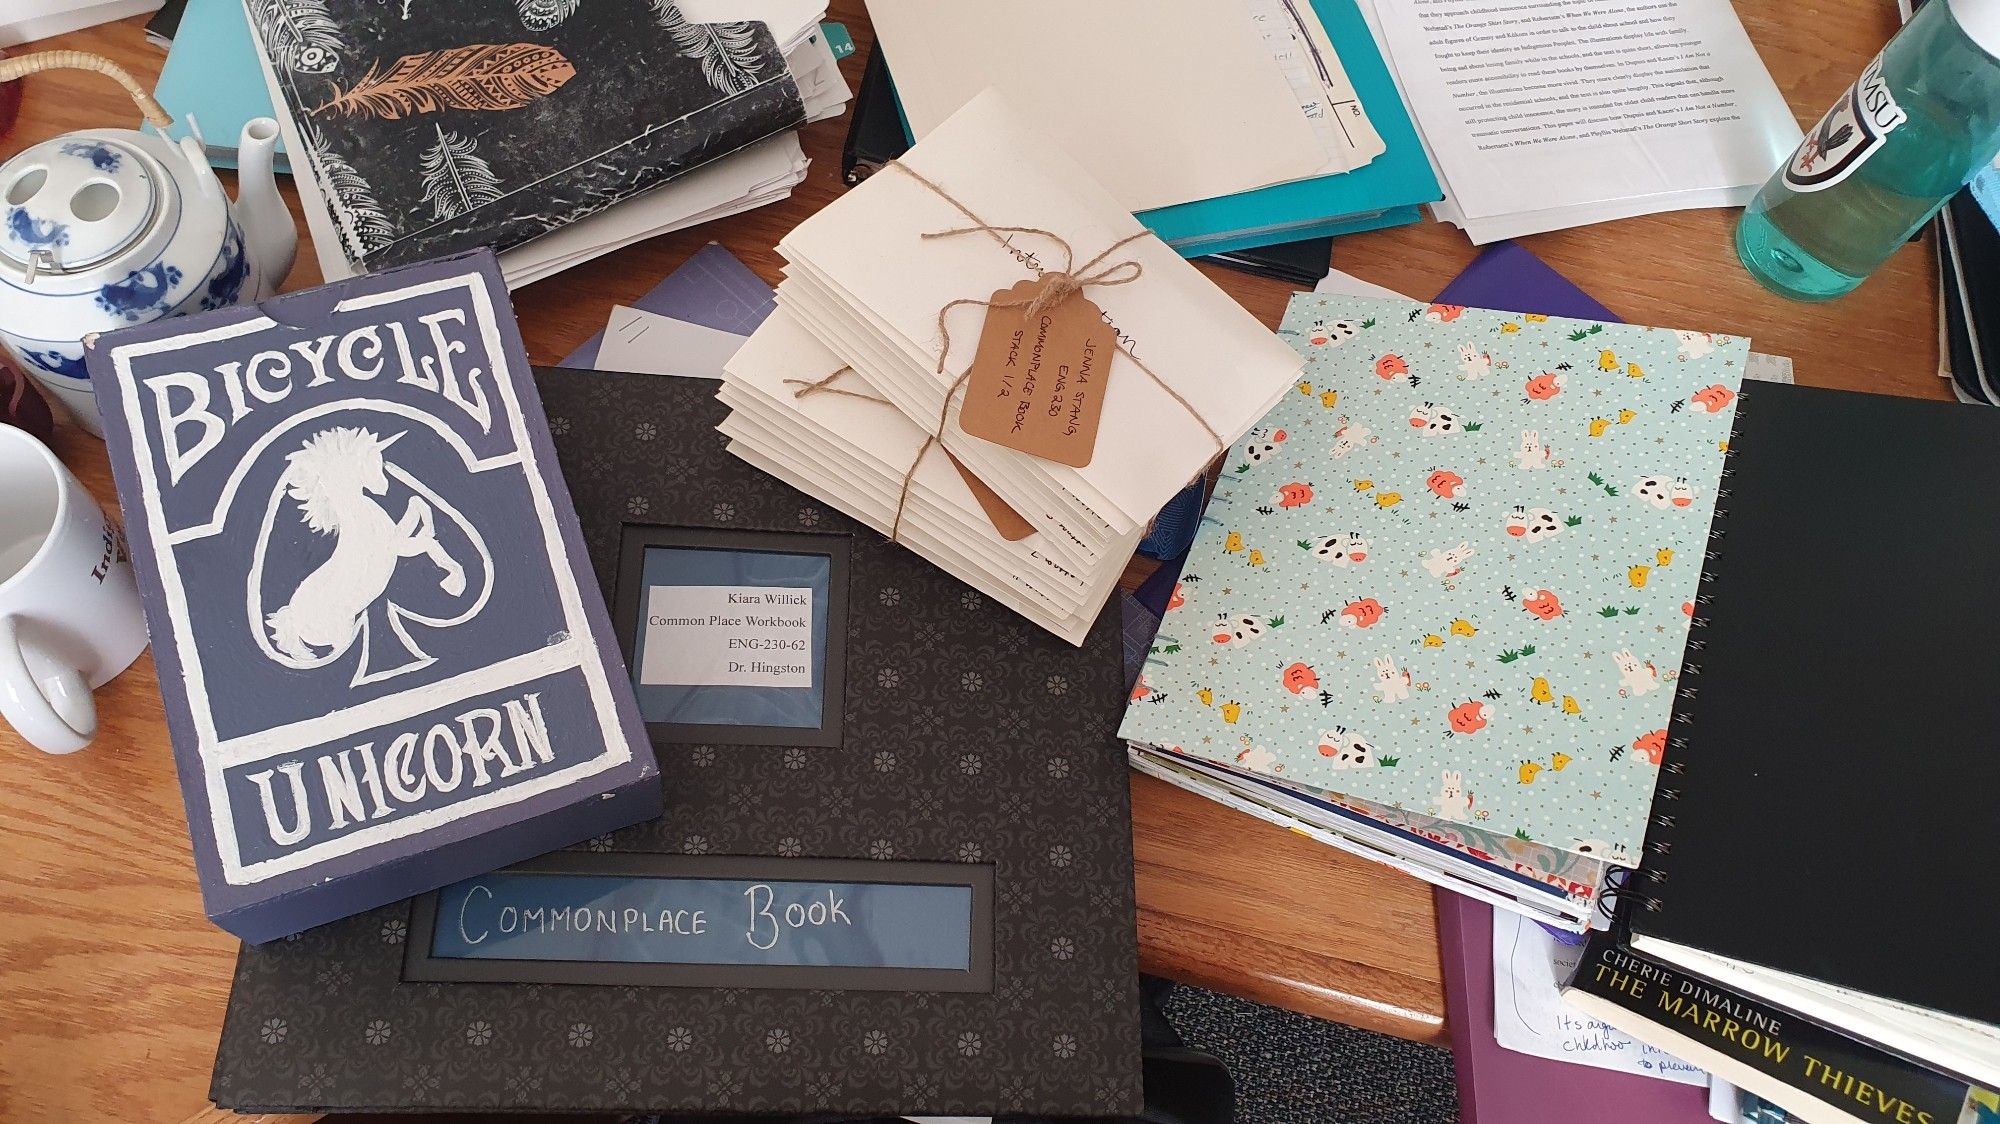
[613,525,849,748]
[403,851,994,992]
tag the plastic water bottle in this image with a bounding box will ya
[1737,0,2000,300]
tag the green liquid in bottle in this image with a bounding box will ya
[1737,0,2000,300]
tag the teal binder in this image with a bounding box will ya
[1137,0,1440,254]
[152,0,287,173]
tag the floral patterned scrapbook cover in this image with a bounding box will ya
[1151,746,1605,908]
[246,0,805,270]
[1120,294,1744,862]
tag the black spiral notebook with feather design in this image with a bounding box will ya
[1623,380,2000,1082]
[243,0,805,273]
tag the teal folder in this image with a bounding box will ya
[1137,0,1440,254]
[152,0,287,173]
[889,0,1440,256]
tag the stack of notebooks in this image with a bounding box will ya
[240,0,849,286]
[722,90,1305,644]
[861,0,1440,255]
[1932,159,2000,405]
[1905,0,2000,407]
[1122,289,1749,929]
[1557,379,2000,1124]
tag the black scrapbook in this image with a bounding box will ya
[210,369,1144,1117]
[1628,381,2000,1025]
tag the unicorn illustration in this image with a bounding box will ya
[264,427,467,664]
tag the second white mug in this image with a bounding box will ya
[0,423,148,754]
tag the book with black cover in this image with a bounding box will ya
[1565,917,1980,1124]
[245,0,805,272]
[1626,380,2000,1027]
[1937,190,2000,404]
[209,368,1142,1117]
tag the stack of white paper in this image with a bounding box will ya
[1352,0,1803,243]
[722,90,1303,643]
[1,0,161,47]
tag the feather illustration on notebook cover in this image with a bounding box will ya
[249,0,805,270]
[1120,295,1744,861]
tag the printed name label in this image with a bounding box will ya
[642,585,813,688]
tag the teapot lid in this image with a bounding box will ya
[0,136,161,278]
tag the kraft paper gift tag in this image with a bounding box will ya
[957,278,1115,469]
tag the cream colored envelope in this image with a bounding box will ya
[726,305,1104,575]
[720,310,1134,643]
[777,90,1303,540]
[868,0,1333,212]
[722,311,1129,608]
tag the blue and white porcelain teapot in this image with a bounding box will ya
[0,52,296,434]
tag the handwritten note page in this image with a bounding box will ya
[1493,907,1708,1085]
[1249,0,1386,172]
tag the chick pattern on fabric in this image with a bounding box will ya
[1118,294,1745,863]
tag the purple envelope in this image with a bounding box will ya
[1433,242,1623,324]
[562,242,775,369]
[1439,890,1715,1124]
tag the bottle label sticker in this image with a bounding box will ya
[1783,53,1907,193]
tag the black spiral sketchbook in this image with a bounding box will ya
[1627,381,2000,1028]
[209,369,1143,1117]
[245,0,805,271]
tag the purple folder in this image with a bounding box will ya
[1432,241,1622,324]
[1438,889,1714,1124]
[1434,245,1709,1122]
[561,242,776,368]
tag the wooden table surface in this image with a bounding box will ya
[0,2,1947,1120]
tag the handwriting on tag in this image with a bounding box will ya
[944,450,1036,541]
[957,277,1113,468]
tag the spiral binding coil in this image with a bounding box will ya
[1631,387,1748,916]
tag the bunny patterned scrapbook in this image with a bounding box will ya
[83,251,659,941]
[1120,294,1744,861]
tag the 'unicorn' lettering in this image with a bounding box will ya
[239,690,560,849]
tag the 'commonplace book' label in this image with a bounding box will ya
[85,250,658,941]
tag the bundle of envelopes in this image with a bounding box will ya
[243,0,848,287]
[722,91,1305,643]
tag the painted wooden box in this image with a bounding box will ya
[83,249,660,942]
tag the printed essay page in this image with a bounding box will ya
[1369,0,1802,221]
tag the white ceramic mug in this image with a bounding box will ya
[0,424,147,753]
